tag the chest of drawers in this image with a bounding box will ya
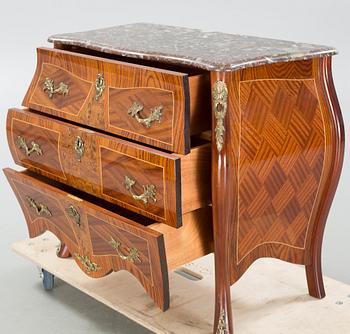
[4,23,344,333]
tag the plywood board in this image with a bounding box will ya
[12,232,350,333]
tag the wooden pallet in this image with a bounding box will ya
[12,232,350,334]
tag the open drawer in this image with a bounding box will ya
[3,168,213,311]
[22,47,211,154]
[7,108,211,228]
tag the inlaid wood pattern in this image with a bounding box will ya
[5,37,343,334]
[100,146,167,220]
[7,108,211,228]
[211,58,344,334]
[9,118,65,180]
[4,168,169,311]
[89,214,154,282]
[237,78,325,262]
[22,47,211,154]
[108,87,174,145]
[30,63,92,115]
[10,177,78,245]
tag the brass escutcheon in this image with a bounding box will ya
[25,196,52,217]
[124,175,157,204]
[95,73,105,101]
[128,101,163,128]
[43,77,69,98]
[17,136,43,157]
[109,237,141,263]
[66,205,80,227]
[74,136,84,162]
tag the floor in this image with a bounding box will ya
[0,259,152,333]
[9,232,350,334]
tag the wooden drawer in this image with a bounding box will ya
[4,168,213,310]
[7,108,211,228]
[22,47,211,154]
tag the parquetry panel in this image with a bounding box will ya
[237,79,325,263]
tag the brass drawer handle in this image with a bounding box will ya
[66,205,80,227]
[25,196,52,217]
[43,77,69,98]
[109,237,141,263]
[74,253,101,273]
[124,176,157,204]
[17,136,43,157]
[95,73,105,101]
[128,101,163,128]
[74,136,84,162]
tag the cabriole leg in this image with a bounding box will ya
[212,77,234,333]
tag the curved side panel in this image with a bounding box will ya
[211,58,344,334]
[222,58,344,284]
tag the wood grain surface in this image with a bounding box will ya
[30,63,92,115]
[3,168,170,311]
[4,168,215,311]
[6,42,344,334]
[150,206,213,270]
[211,58,344,334]
[7,108,211,228]
[22,47,211,154]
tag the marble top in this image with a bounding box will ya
[48,23,337,71]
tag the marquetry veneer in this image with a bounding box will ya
[4,168,213,310]
[7,108,211,228]
[23,48,211,155]
[4,24,345,334]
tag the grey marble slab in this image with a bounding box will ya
[48,23,337,72]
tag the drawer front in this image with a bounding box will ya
[9,117,66,180]
[30,63,92,115]
[4,168,169,311]
[22,47,202,154]
[7,108,184,228]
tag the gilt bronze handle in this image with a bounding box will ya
[74,253,101,273]
[17,136,43,157]
[66,205,80,227]
[95,73,105,101]
[127,101,163,128]
[109,237,141,263]
[43,78,69,98]
[25,196,52,217]
[124,176,157,204]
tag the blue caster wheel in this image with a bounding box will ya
[41,269,55,290]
